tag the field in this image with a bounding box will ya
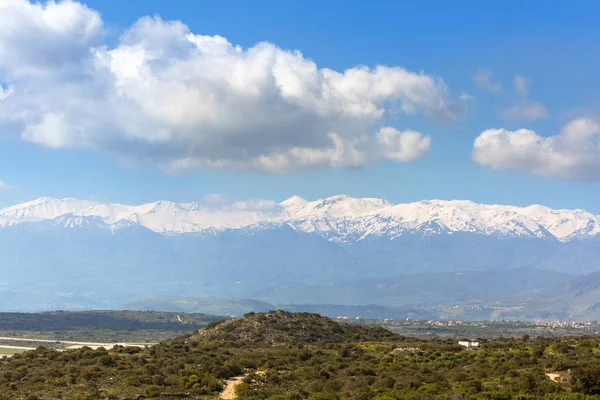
[0,346,28,357]
[0,310,224,343]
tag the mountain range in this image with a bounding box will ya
[2,195,600,318]
[2,195,600,242]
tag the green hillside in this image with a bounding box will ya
[2,312,600,399]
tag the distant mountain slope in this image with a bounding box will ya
[495,272,600,321]
[241,269,576,306]
[119,297,436,320]
[120,298,275,316]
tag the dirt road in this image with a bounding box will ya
[220,375,244,399]
[0,345,36,350]
[0,336,154,350]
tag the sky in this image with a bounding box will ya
[1,0,600,211]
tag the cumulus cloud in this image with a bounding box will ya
[0,1,466,173]
[0,0,103,78]
[472,118,600,179]
[473,69,503,93]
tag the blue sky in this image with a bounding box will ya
[1,0,600,211]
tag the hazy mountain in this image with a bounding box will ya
[489,272,600,321]
[119,297,436,320]
[1,195,600,315]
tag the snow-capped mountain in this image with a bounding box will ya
[0,194,599,242]
[285,197,600,242]
[3,194,600,312]
[0,197,99,224]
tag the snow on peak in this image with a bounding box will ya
[290,195,392,219]
[0,197,99,222]
[0,195,598,242]
[280,195,309,212]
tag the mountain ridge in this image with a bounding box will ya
[1,195,599,242]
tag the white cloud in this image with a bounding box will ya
[473,69,503,93]
[0,84,12,102]
[473,71,548,121]
[0,180,14,191]
[0,1,466,173]
[503,100,548,121]
[502,74,547,121]
[200,194,282,212]
[472,118,600,179]
[0,0,103,78]
[169,127,431,172]
[514,74,530,95]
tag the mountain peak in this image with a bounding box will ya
[280,195,309,211]
[0,197,99,222]
[291,195,392,219]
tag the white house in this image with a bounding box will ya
[458,340,480,349]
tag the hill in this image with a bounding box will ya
[192,310,397,345]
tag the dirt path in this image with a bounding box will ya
[546,373,561,382]
[0,345,36,351]
[220,375,245,399]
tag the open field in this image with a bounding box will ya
[0,346,32,357]
[0,310,224,343]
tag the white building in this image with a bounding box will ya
[458,340,480,349]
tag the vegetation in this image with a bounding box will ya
[357,319,600,340]
[195,310,397,345]
[2,311,600,399]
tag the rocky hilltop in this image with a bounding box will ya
[192,310,397,345]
